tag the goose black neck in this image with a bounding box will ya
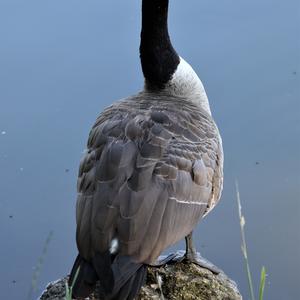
[140,0,180,90]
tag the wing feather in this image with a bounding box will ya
[76,95,223,263]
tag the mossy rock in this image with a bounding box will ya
[40,261,242,300]
[138,262,241,300]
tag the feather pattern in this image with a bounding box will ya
[76,91,223,264]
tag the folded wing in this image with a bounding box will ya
[76,96,223,264]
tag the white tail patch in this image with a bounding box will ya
[110,238,119,254]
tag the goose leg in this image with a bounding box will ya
[185,232,197,261]
[150,232,221,274]
[184,231,221,274]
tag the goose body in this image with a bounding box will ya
[69,1,223,299]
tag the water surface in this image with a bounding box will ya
[0,1,299,299]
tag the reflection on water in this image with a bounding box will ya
[0,0,299,299]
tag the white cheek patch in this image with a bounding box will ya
[166,57,212,115]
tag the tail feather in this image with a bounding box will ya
[69,253,147,300]
[111,255,143,291]
[92,251,114,293]
[69,255,98,298]
[125,265,147,300]
[111,258,147,300]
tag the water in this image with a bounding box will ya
[0,0,299,299]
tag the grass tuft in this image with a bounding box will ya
[235,181,267,300]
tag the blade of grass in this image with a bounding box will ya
[65,266,80,300]
[259,266,266,300]
[235,181,255,300]
[27,230,53,300]
[65,282,71,300]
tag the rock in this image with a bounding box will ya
[138,262,242,300]
[40,258,242,300]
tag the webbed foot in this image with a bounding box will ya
[183,251,222,274]
[184,232,222,274]
[150,250,222,275]
[149,231,222,275]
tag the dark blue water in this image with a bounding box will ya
[0,1,299,299]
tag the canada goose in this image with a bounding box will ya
[69,0,223,299]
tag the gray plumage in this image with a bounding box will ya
[76,91,223,265]
[70,2,224,298]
